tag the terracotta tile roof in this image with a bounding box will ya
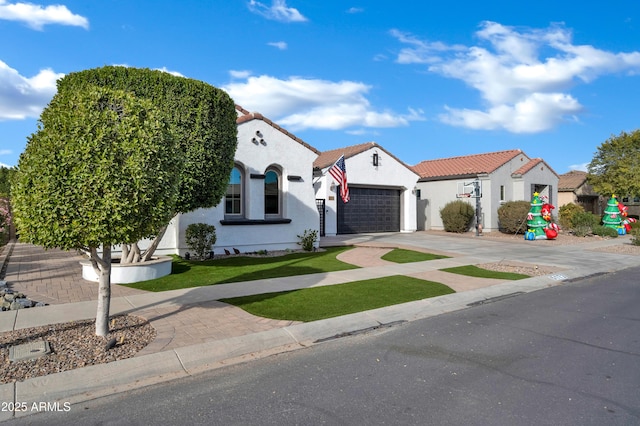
[511,158,558,178]
[558,170,588,191]
[314,142,377,169]
[234,105,321,155]
[411,149,524,180]
[313,142,417,175]
[512,158,542,176]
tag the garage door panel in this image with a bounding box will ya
[337,187,400,234]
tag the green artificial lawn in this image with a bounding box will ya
[381,248,449,263]
[440,265,530,280]
[126,246,359,292]
[221,276,455,322]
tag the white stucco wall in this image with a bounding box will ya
[154,118,320,255]
[513,162,559,205]
[416,179,477,232]
[314,146,419,235]
[416,154,558,233]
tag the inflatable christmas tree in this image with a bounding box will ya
[602,195,625,234]
[524,192,558,240]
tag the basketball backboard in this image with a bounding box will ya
[456,180,482,198]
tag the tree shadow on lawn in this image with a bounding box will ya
[129,248,358,291]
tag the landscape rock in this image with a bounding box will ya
[0,284,44,310]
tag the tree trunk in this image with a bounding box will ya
[92,246,112,337]
[122,244,130,263]
[119,224,168,264]
[141,224,168,262]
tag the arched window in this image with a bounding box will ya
[264,169,280,216]
[225,165,243,216]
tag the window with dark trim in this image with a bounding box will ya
[225,166,243,216]
[264,169,280,216]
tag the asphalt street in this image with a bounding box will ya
[8,265,640,426]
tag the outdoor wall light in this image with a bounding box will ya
[330,183,336,191]
[256,130,263,137]
[259,139,267,146]
[373,152,379,167]
[252,137,259,145]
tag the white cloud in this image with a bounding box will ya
[229,70,252,79]
[346,7,363,14]
[247,0,307,23]
[392,21,640,133]
[390,29,464,65]
[440,92,582,133]
[568,163,589,172]
[268,41,288,50]
[0,149,11,155]
[0,60,62,121]
[154,67,184,77]
[345,129,376,136]
[223,74,424,131]
[0,0,88,30]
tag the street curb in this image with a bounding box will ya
[0,240,15,280]
[1,272,573,420]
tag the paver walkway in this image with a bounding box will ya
[3,243,145,305]
[0,241,530,356]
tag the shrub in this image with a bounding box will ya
[297,229,318,251]
[440,200,475,233]
[185,223,217,260]
[0,198,9,245]
[571,211,600,237]
[497,200,530,234]
[592,225,619,238]
[630,227,640,246]
[558,203,585,230]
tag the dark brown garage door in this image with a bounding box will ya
[337,187,400,234]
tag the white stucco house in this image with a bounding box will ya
[143,112,559,256]
[154,106,322,256]
[412,149,559,233]
[313,142,419,236]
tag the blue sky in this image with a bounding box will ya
[1,1,640,174]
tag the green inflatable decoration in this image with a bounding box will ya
[524,192,558,240]
[602,194,625,234]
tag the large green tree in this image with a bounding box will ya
[56,66,238,263]
[587,130,640,197]
[12,87,180,336]
[0,166,15,198]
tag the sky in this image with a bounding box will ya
[1,1,640,174]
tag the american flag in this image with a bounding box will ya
[329,155,350,203]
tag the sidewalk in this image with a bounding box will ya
[0,231,639,419]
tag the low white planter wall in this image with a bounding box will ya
[80,256,172,284]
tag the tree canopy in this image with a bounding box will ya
[12,86,182,336]
[56,66,238,214]
[12,86,180,250]
[0,166,14,198]
[587,129,640,197]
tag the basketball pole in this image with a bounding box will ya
[474,180,482,236]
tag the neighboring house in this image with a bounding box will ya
[149,115,560,255]
[313,142,419,236]
[412,149,559,233]
[155,106,321,256]
[558,170,602,214]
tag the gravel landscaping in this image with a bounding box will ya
[1,231,638,384]
[0,315,155,384]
